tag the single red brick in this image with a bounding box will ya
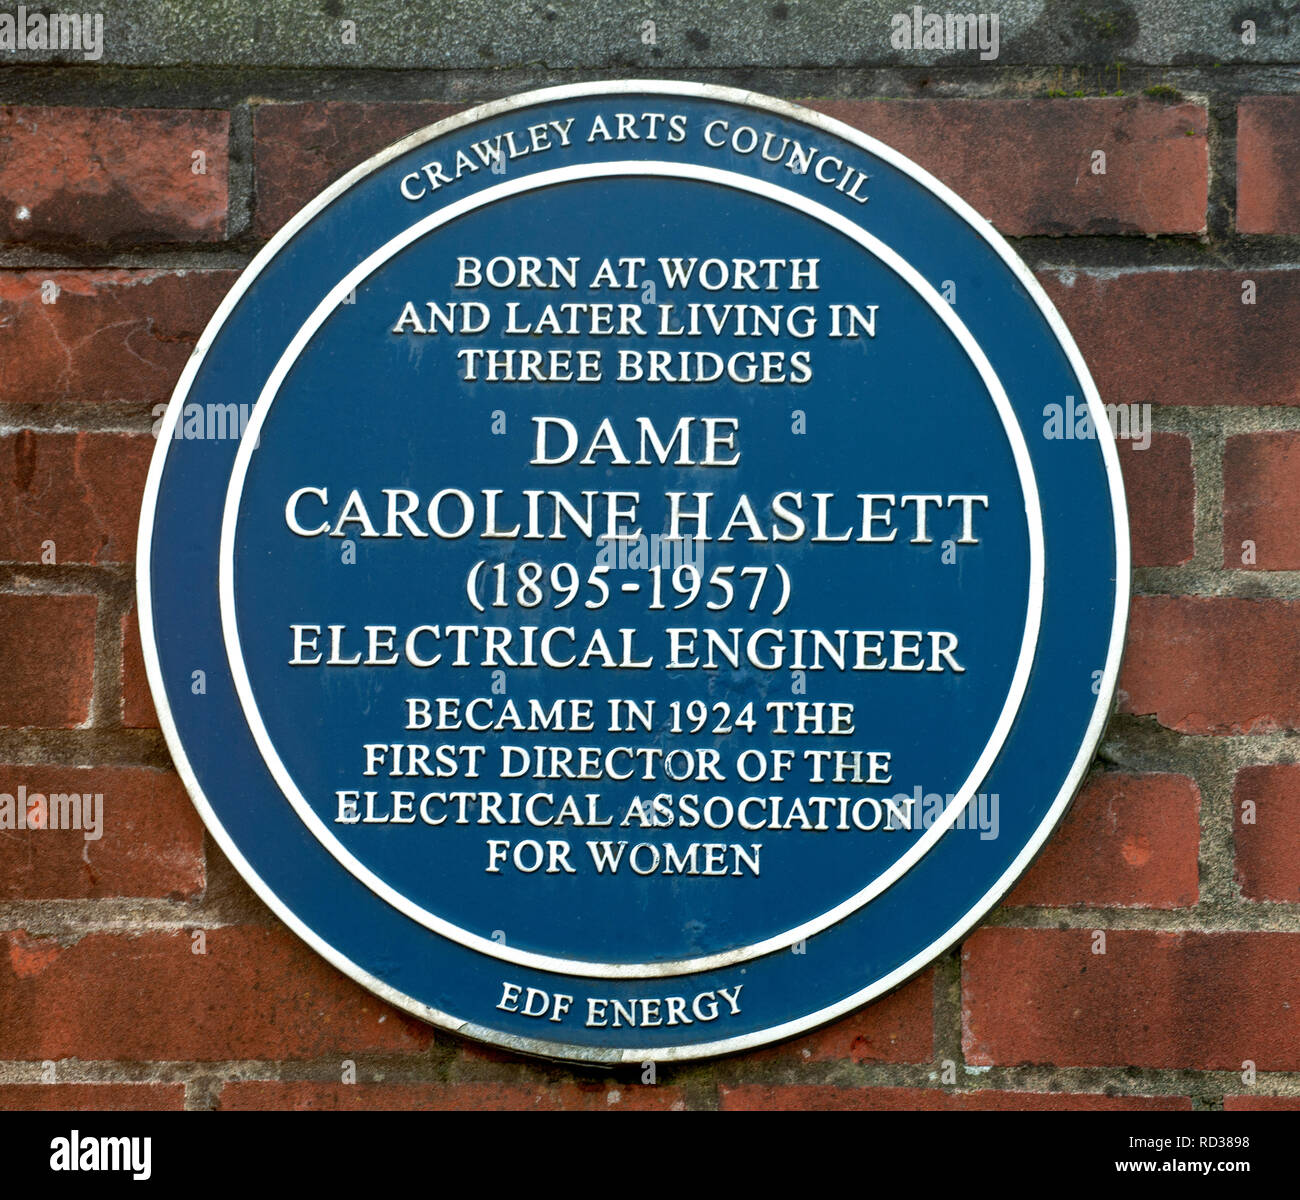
[752,970,933,1064]
[0,432,152,564]
[0,926,433,1061]
[1223,1095,1300,1110]
[0,593,96,728]
[1118,434,1195,567]
[0,108,228,245]
[963,928,1300,1070]
[1121,596,1300,734]
[1223,434,1300,569]
[120,605,158,729]
[1008,773,1200,909]
[1233,766,1300,902]
[1041,270,1300,408]
[219,1081,685,1111]
[719,1085,1190,1111]
[0,1084,185,1111]
[1237,97,1300,234]
[0,270,235,408]
[253,101,468,236]
[0,766,203,900]
[809,98,1207,236]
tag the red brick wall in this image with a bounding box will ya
[2,93,1298,1112]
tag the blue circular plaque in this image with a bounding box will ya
[139,83,1128,1062]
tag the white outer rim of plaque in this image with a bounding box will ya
[217,161,1044,979]
[137,81,1131,1062]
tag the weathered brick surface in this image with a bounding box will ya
[963,928,1300,1070]
[0,108,228,245]
[1233,766,1300,902]
[1008,773,1200,908]
[0,432,153,564]
[0,927,435,1061]
[0,766,204,900]
[810,98,1207,236]
[120,605,159,729]
[1223,433,1300,570]
[0,270,235,408]
[1041,270,1300,408]
[719,1085,1191,1110]
[1121,596,1300,735]
[253,101,468,235]
[1118,434,1195,568]
[0,593,97,728]
[218,1081,685,1110]
[0,1084,185,1111]
[750,971,933,1064]
[1236,97,1300,234]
